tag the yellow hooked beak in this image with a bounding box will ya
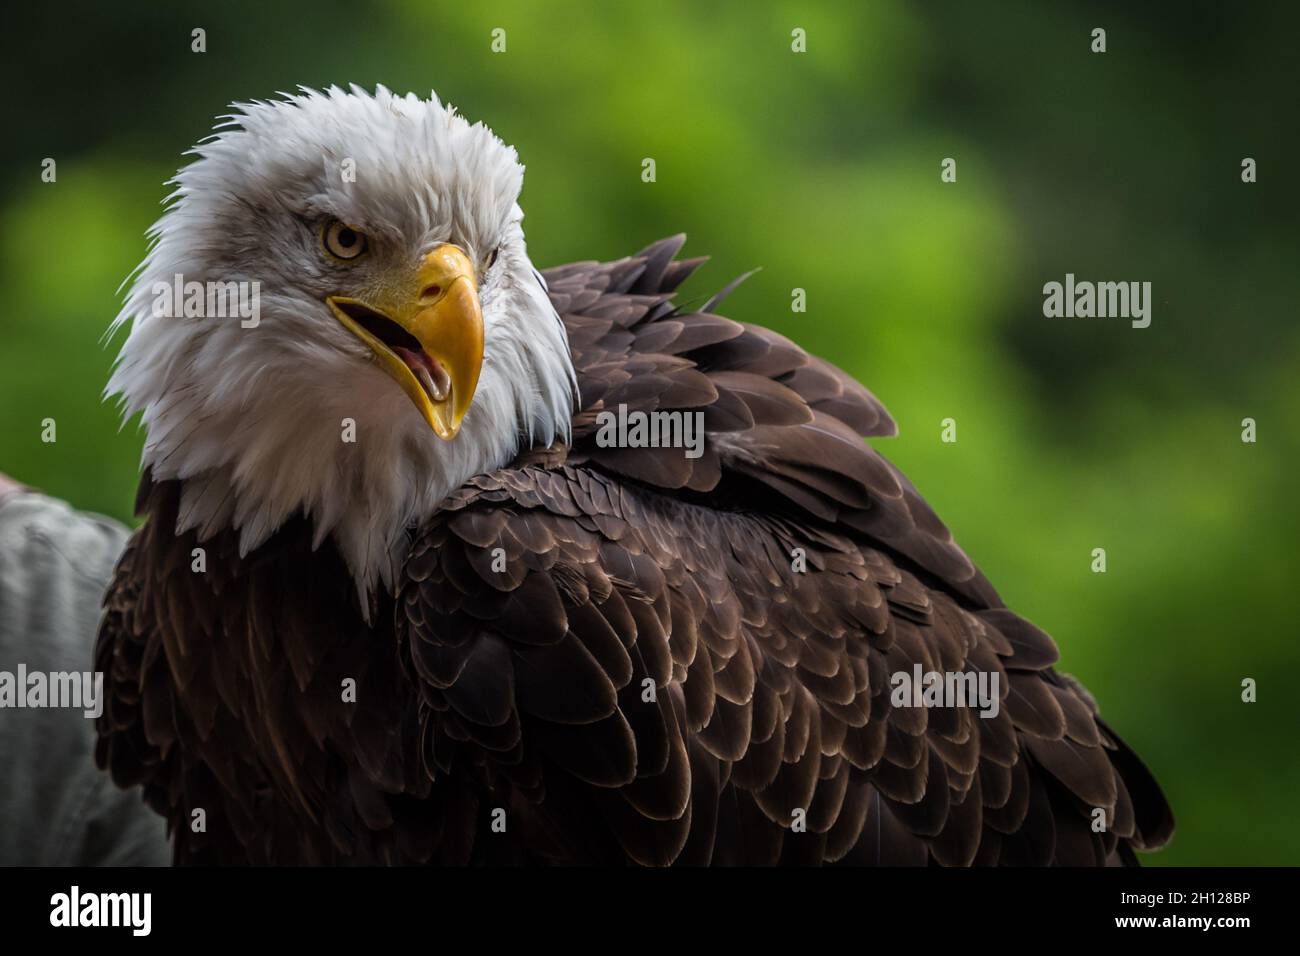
[327,244,484,440]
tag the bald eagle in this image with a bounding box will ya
[95,86,1172,865]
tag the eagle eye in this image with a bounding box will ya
[323,220,368,261]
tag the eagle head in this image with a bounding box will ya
[107,86,576,599]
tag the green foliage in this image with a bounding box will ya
[2,0,1296,864]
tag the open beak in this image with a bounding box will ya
[327,244,484,440]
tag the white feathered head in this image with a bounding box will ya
[108,86,576,599]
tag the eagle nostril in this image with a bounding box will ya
[420,283,443,303]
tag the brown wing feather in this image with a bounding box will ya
[398,456,1170,864]
[400,235,1169,864]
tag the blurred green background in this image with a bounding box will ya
[2,1,1296,864]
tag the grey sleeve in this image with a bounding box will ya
[0,491,172,866]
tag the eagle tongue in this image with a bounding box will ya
[393,346,450,402]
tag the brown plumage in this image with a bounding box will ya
[95,236,1173,865]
